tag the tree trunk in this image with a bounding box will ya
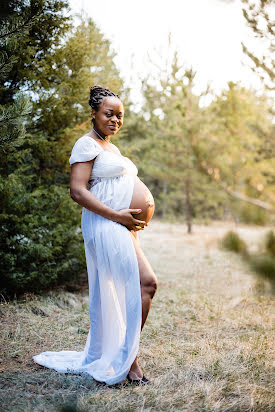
[162,180,167,219]
[184,177,192,234]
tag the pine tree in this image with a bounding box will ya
[124,48,220,232]
[124,45,274,227]
[0,3,124,296]
[201,82,274,223]
[0,0,74,296]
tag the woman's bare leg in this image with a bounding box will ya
[128,230,158,379]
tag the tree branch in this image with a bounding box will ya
[220,182,273,210]
[196,159,274,211]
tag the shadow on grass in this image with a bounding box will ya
[0,369,109,412]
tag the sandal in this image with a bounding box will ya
[126,373,150,385]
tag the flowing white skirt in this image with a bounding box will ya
[33,175,142,385]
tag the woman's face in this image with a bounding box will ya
[92,96,124,136]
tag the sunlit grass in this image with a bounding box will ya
[0,221,274,411]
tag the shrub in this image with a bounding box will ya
[265,230,275,256]
[249,254,275,287]
[0,186,86,297]
[220,231,247,254]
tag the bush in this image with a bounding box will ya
[220,231,247,254]
[265,230,275,256]
[249,254,275,287]
[220,230,275,293]
[0,186,86,297]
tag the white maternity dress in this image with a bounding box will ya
[33,135,142,385]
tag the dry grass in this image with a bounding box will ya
[0,220,274,411]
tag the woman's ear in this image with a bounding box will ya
[91,109,96,122]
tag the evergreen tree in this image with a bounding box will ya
[124,49,221,232]
[0,0,74,296]
[0,0,71,104]
[201,82,274,223]
[0,3,123,296]
[124,48,274,228]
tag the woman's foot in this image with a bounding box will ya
[127,358,150,385]
[128,358,143,380]
[126,374,150,385]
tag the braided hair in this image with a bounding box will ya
[89,85,120,112]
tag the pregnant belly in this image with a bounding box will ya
[129,177,155,224]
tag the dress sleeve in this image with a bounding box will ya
[69,137,102,165]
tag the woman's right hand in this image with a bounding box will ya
[116,209,147,231]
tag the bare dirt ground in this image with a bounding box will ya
[0,220,274,411]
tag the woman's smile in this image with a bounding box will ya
[92,96,124,137]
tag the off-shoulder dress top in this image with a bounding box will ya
[33,134,142,385]
[69,134,137,180]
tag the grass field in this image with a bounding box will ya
[1,221,274,412]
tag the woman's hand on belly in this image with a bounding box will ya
[116,209,148,231]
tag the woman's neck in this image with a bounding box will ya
[92,127,110,143]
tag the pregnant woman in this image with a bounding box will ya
[33,85,157,385]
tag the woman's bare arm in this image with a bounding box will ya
[70,161,146,231]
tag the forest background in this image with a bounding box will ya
[0,0,274,296]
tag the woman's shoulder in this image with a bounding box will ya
[69,134,103,165]
[73,134,102,149]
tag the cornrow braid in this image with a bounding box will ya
[89,85,120,111]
